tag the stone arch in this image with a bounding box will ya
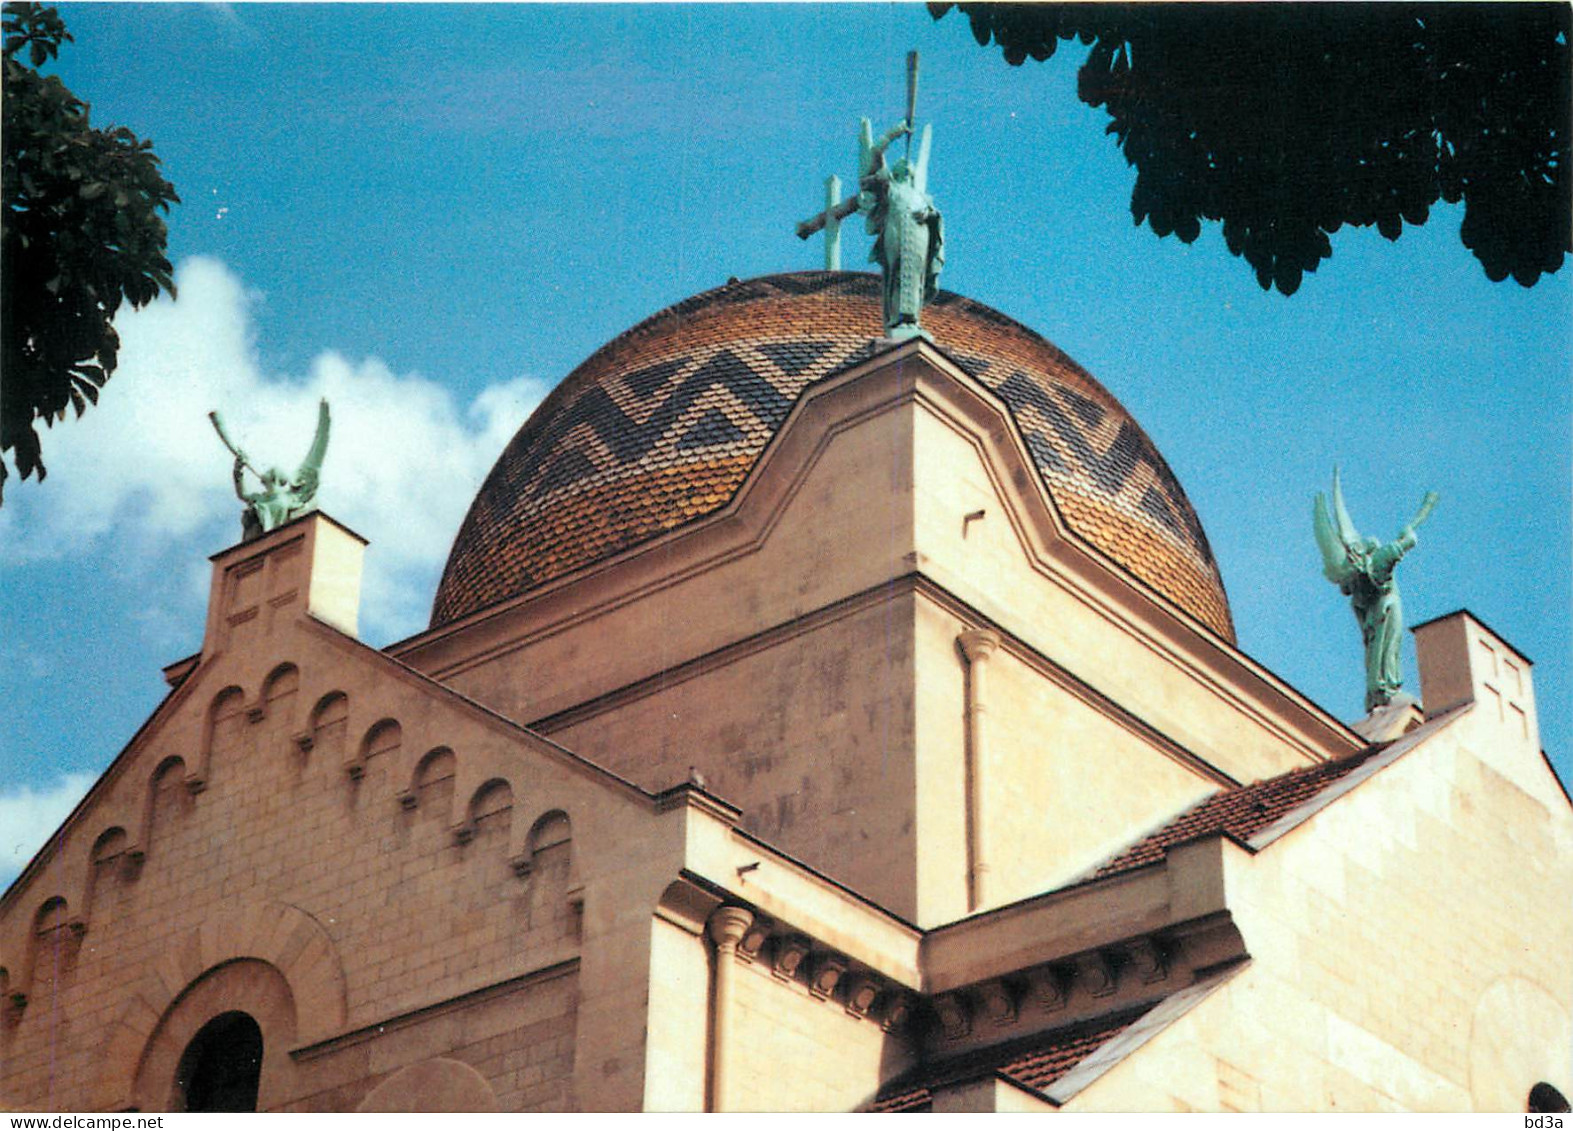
[132,961,294,1112]
[402,747,456,819]
[305,691,349,762]
[1469,976,1572,1111]
[356,1057,498,1112]
[142,756,195,858]
[525,810,572,861]
[521,811,578,935]
[259,664,300,732]
[95,901,347,1111]
[350,717,401,779]
[1530,1082,1572,1113]
[18,896,81,1009]
[196,686,246,787]
[82,826,132,921]
[458,778,513,845]
[176,1009,265,1111]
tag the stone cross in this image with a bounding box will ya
[796,173,858,270]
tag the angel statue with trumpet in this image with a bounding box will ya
[1313,468,1439,713]
[210,399,331,541]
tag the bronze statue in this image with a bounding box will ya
[210,399,331,541]
[794,52,945,339]
[1313,467,1438,713]
[858,116,944,339]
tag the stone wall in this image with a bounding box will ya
[1066,716,1573,1112]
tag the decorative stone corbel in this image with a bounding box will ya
[933,992,972,1040]
[395,788,418,810]
[1077,951,1117,998]
[979,980,1017,1027]
[452,822,476,846]
[881,995,913,1033]
[508,853,533,878]
[737,920,770,964]
[0,967,18,1025]
[246,702,266,724]
[845,977,881,1019]
[809,955,847,1001]
[293,731,315,753]
[1030,965,1068,1012]
[773,937,810,982]
[1126,937,1168,984]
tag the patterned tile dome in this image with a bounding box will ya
[431,272,1234,640]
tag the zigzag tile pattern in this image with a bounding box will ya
[433,272,1233,640]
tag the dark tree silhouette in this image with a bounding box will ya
[1,2,179,502]
[930,3,1569,295]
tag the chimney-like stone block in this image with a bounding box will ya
[306,515,367,638]
[204,512,367,655]
[1413,610,1538,750]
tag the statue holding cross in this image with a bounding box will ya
[796,52,944,341]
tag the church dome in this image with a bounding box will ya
[432,272,1234,640]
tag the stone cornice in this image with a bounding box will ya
[663,805,1250,1047]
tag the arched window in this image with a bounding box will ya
[177,1011,263,1112]
[1529,1083,1571,1113]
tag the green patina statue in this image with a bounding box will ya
[1313,468,1439,713]
[795,52,944,340]
[210,399,331,541]
[858,116,944,340]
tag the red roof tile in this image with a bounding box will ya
[1089,742,1385,880]
[870,1007,1149,1111]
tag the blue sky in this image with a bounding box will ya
[2,4,1568,883]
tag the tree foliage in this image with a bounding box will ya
[930,2,1570,295]
[1,1,178,501]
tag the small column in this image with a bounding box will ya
[958,629,1001,911]
[707,905,755,1112]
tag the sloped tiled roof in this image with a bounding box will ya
[870,1007,1151,1111]
[431,272,1233,639]
[1089,742,1386,880]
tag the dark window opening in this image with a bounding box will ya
[1530,1083,1571,1113]
[177,1011,263,1112]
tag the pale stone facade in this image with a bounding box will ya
[1,323,1568,1112]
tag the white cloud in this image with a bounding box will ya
[0,773,95,889]
[0,256,549,642]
